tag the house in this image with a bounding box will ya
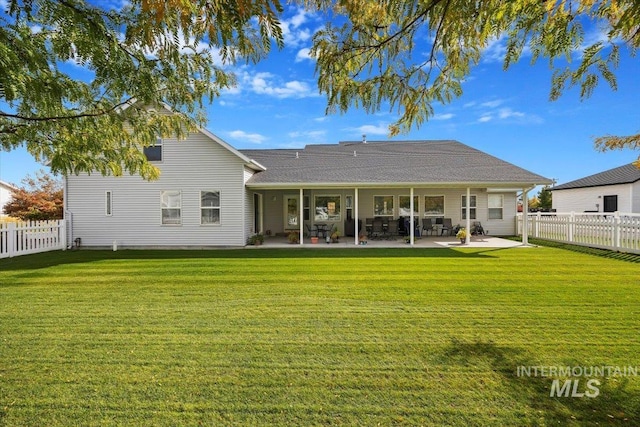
[65,127,552,248]
[551,163,640,213]
[0,180,17,218]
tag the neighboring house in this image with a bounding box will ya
[65,128,551,248]
[0,180,17,218]
[551,163,640,213]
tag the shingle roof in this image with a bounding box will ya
[241,140,550,187]
[552,163,640,191]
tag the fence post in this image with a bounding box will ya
[613,211,621,250]
[568,211,575,242]
[7,222,15,258]
[60,219,67,251]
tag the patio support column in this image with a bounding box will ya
[410,187,415,246]
[299,188,304,245]
[354,188,359,246]
[466,187,471,244]
[522,188,529,246]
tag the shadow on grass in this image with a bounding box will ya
[506,237,640,264]
[0,247,501,271]
[443,339,639,424]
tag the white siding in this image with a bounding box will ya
[243,167,256,242]
[66,131,249,247]
[633,181,640,213]
[0,183,15,217]
[552,183,634,213]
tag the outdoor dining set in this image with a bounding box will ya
[363,217,453,240]
[305,218,485,240]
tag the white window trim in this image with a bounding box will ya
[314,194,342,222]
[161,190,182,226]
[373,195,395,217]
[399,195,420,217]
[200,190,221,226]
[144,137,163,162]
[105,190,112,216]
[423,194,445,217]
[488,194,504,220]
[461,194,477,220]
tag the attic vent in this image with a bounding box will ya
[353,150,357,157]
[296,151,299,159]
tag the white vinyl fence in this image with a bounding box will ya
[0,220,66,259]
[517,212,640,254]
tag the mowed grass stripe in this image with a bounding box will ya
[1,247,639,425]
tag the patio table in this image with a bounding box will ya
[315,223,329,238]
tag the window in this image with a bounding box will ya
[201,191,220,225]
[424,195,445,217]
[345,195,353,220]
[603,195,618,212]
[303,195,310,221]
[315,195,341,221]
[399,196,419,217]
[488,194,503,219]
[373,195,394,216]
[144,137,163,161]
[161,190,181,225]
[105,191,112,216]
[461,195,476,220]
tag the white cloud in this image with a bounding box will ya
[247,72,318,99]
[281,8,314,47]
[497,108,525,119]
[482,34,531,63]
[228,130,267,144]
[348,124,389,136]
[482,35,508,63]
[314,116,328,122]
[295,48,314,63]
[288,130,326,141]
[480,99,504,108]
[432,113,455,120]
[476,107,542,124]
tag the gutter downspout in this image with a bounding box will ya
[299,188,304,245]
[354,188,359,246]
[466,187,471,244]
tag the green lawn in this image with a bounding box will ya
[1,246,639,426]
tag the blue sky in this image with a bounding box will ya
[1,5,638,189]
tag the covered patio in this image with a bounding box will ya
[242,140,551,248]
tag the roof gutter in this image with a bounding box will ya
[245,180,552,190]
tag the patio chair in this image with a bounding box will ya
[441,218,453,236]
[386,219,398,239]
[305,223,317,237]
[371,218,384,239]
[365,217,374,237]
[472,221,485,235]
[398,217,408,236]
[422,218,434,236]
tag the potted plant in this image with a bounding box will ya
[358,232,368,245]
[330,230,341,243]
[287,230,299,244]
[456,228,468,244]
[247,234,264,246]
